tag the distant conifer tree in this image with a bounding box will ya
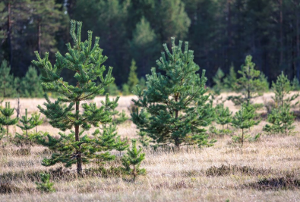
[0,102,18,137]
[0,60,18,98]
[20,66,44,98]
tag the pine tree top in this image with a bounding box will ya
[32,20,114,102]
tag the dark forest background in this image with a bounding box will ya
[1,0,300,87]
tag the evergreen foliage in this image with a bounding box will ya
[0,102,18,137]
[231,103,260,146]
[16,109,35,138]
[224,65,237,90]
[130,16,159,76]
[14,109,43,149]
[131,37,215,149]
[32,20,126,174]
[121,139,146,181]
[105,80,120,96]
[122,84,130,96]
[20,66,44,98]
[0,60,17,97]
[215,104,232,130]
[271,72,298,108]
[229,55,267,105]
[36,173,55,193]
[30,112,43,133]
[127,60,139,94]
[263,104,295,135]
[212,68,225,94]
[291,76,300,91]
[138,77,147,91]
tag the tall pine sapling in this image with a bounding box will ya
[122,139,145,181]
[228,55,267,105]
[0,102,18,137]
[131,37,215,149]
[32,20,126,174]
[231,103,260,146]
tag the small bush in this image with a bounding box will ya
[36,173,55,193]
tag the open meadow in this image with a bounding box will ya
[0,93,300,202]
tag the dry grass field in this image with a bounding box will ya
[1,93,300,202]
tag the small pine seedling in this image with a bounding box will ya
[215,104,232,131]
[231,103,260,146]
[14,109,43,150]
[36,173,55,193]
[122,139,146,181]
[0,102,18,137]
[263,104,295,135]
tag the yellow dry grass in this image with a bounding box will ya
[0,94,300,202]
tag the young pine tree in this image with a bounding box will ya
[14,109,43,149]
[224,64,237,91]
[212,68,225,94]
[271,72,298,108]
[32,20,126,174]
[291,76,300,91]
[229,55,267,105]
[131,37,215,149]
[0,102,18,137]
[263,104,295,135]
[20,66,44,98]
[31,112,43,133]
[36,173,55,193]
[127,59,139,93]
[215,104,232,130]
[231,103,260,146]
[0,60,18,98]
[121,139,146,181]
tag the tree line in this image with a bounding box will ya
[1,0,300,87]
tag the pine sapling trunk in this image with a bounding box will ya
[75,101,82,174]
[133,165,137,182]
[174,94,180,150]
[241,128,244,147]
[6,125,8,137]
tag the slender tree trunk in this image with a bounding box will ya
[279,0,283,65]
[75,101,82,174]
[37,21,41,54]
[174,94,180,150]
[241,128,244,147]
[7,2,13,67]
